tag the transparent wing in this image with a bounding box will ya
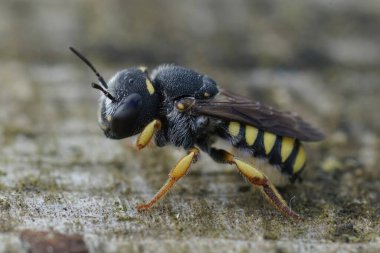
[191,90,324,142]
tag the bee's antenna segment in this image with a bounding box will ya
[91,82,116,102]
[69,46,109,89]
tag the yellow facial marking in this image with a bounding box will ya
[281,137,295,162]
[106,115,112,122]
[293,145,306,173]
[146,78,155,95]
[204,92,210,97]
[263,131,276,155]
[139,66,147,72]
[245,125,258,146]
[228,122,240,137]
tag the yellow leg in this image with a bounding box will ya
[212,148,303,220]
[136,148,199,211]
[234,159,302,220]
[136,119,161,150]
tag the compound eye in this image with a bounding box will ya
[124,93,141,110]
[114,93,142,120]
[110,93,142,136]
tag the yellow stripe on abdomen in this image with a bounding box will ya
[263,131,276,155]
[245,125,259,146]
[293,145,306,173]
[281,137,295,163]
[228,122,241,137]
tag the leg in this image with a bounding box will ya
[209,147,303,220]
[136,119,161,150]
[136,147,199,211]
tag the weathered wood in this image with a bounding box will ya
[0,1,380,252]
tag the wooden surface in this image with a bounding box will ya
[0,1,380,252]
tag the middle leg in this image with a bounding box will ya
[136,147,199,211]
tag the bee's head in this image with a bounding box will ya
[98,68,160,139]
[70,47,159,139]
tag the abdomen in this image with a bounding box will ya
[219,121,307,185]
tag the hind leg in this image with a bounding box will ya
[208,147,302,220]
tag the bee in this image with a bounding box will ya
[70,47,324,220]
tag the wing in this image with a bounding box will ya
[191,90,325,142]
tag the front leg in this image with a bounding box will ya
[136,119,161,150]
[137,147,199,211]
[209,147,303,220]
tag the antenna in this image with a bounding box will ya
[69,46,108,89]
[91,83,116,102]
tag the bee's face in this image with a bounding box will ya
[99,68,159,139]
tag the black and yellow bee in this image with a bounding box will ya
[70,47,324,220]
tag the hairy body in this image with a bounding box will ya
[70,47,324,219]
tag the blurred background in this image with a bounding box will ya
[0,0,380,252]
